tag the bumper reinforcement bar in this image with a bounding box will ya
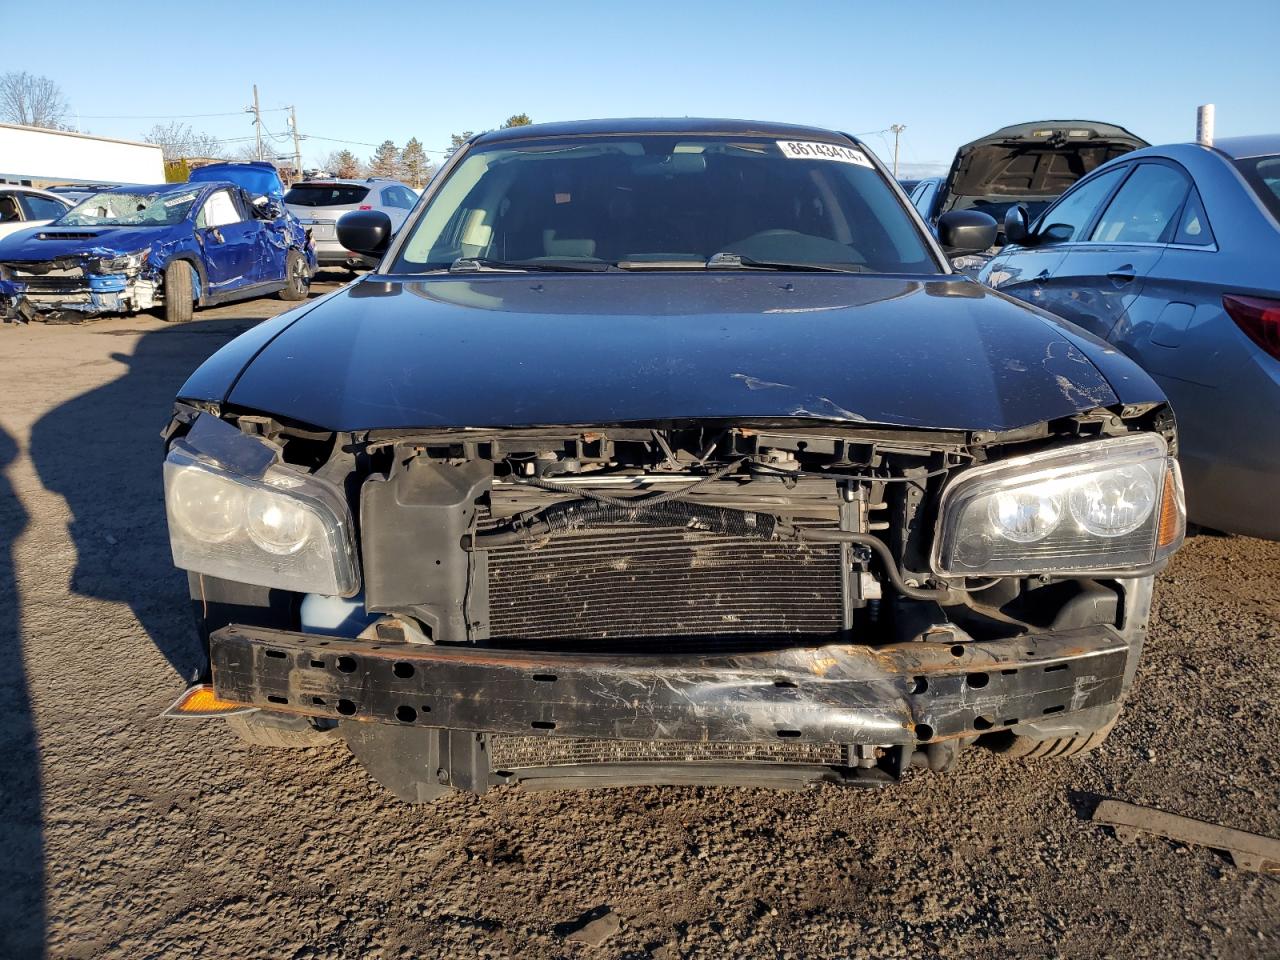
[210,624,1129,746]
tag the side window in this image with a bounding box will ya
[399,187,417,207]
[915,181,938,218]
[1090,163,1190,244]
[1174,187,1215,246]
[197,190,242,229]
[382,186,414,209]
[19,194,67,220]
[1035,166,1127,244]
[0,192,21,222]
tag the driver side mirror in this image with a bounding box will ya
[1003,204,1030,245]
[253,198,284,220]
[337,210,394,260]
[936,210,998,255]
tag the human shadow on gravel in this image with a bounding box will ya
[27,318,260,681]
[0,424,44,958]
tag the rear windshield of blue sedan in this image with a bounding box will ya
[392,135,938,274]
[1235,155,1280,222]
[59,190,200,227]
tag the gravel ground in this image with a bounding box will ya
[0,282,1277,959]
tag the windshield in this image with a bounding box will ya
[284,184,370,207]
[57,190,200,227]
[390,135,938,274]
[1235,155,1280,222]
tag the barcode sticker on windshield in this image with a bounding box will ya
[776,141,874,167]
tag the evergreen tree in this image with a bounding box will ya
[368,140,400,178]
[399,138,433,188]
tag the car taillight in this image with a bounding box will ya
[1223,294,1280,361]
[358,204,372,210]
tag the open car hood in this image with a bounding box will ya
[182,273,1147,434]
[189,161,284,199]
[941,121,1147,215]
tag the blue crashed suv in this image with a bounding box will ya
[0,161,316,324]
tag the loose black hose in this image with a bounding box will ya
[793,528,951,600]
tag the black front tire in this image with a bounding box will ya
[163,260,194,323]
[279,250,310,301]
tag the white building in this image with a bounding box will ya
[0,122,165,187]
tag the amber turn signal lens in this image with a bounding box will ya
[161,684,254,719]
[1157,467,1182,549]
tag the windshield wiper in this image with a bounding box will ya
[704,252,864,274]
[449,257,610,274]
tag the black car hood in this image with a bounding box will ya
[942,120,1147,214]
[196,273,1125,433]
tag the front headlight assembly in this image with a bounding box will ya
[933,434,1184,576]
[95,248,150,273]
[164,420,358,596]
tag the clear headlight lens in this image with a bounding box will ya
[168,467,245,542]
[96,248,149,273]
[987,488,1063,543]
[246,491,311,555]
[1068,464,1156,537]
[934,434,1183,576]
[164,442,358,596]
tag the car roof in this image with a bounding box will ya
[291,178,400,186]
[474,117,856,145]
[1,184,65,196]
[1211,134,1280,159]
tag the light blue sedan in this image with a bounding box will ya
[982,135,1280,540]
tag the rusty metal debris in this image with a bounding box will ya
[1094,799,1280,874]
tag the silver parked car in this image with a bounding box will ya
[283,178,417,270]
[982,135,1280,540]
[0,185,73,242]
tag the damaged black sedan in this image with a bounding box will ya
[162,119,1185,801]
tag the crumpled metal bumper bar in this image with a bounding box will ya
[210,624,1129,746]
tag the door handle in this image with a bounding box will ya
[1107,264,1137,284]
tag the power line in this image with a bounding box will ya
[303,133,452,155]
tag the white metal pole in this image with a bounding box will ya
[1196,104,1215,147]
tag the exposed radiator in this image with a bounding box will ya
[489,735,847,770]
[484,520,843,642]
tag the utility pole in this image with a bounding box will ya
[288,105,303,182]
[246,84,263,161]
[889,123,907,179]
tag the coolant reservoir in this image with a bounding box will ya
[300,593,377,637]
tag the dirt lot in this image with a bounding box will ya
[1,280,1277,959]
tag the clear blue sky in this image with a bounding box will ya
[3,0,1276,173]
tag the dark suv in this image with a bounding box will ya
[162,119,1184,802]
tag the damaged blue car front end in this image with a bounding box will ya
[0,170,314,323]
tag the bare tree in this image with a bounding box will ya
[0,71,70,129]
[144,122,225,162]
